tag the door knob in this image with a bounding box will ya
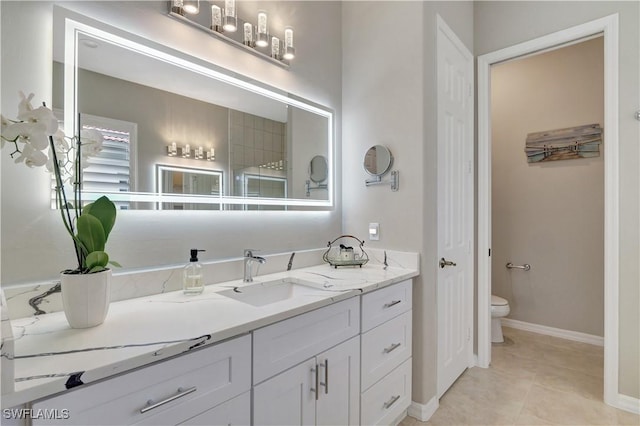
[439,258,457,268]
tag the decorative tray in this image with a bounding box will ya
[322,235,369,268]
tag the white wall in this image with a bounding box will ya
[491,38,605,336]
[1,1,342,284]
[475,0,639,400]
[342,0,473,407]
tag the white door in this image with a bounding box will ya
[253,358,317,426]
[436,15,474,398]
[316,337,360,426]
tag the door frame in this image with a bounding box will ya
[477,14,620,407]
[436,14,475,397]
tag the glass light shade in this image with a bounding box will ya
[171,0,184,15]
[183,0,199,15]
[271,37,280,59]
[211,5,222,30]
[223,0,237,31]
[256,12,269,47]
[183,144,191,157]
[283,27,295,60]
[243,22,253,45]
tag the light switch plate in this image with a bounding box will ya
[369,223,380,241]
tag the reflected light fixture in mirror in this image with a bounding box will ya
[223,0,237,32]
[183,0,199,15]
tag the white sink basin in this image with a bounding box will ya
[218,279,321,306]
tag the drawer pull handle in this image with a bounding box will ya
[383,343,402,354]
[383,395,401,410]
[311,366,319,400]
[383,300,402,308]
[319,359,329,394]
[140,386,197,414]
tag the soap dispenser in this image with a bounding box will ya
[184,249,205,295]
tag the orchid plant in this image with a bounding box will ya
[1,92,120,274]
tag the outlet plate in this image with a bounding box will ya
[369,223,380,241]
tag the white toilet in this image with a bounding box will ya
[491,295,510,343]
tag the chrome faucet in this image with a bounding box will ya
[244,249,267,282]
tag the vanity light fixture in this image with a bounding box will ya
[243,22,253,46]
[168,2,296,68]
[223,0,237,32]
[256,12,269,47]
[183,0,200,15]
[283,27,295,60]
[206,148,216,161]
[211,5,222,31]
[183,144,191,158]
[171,0,184,15]
[195,146,204,160]
[271,37,280,59]
[167,142,178,157]
[166,143,215,161]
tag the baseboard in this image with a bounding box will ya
[501,318,604,346]
[613,393,640,415]
[407,397,439,422]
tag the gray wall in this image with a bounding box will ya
[476,0,639,400]
[342,0,474,407]
[491,37,604,336]
[1,0,343,284]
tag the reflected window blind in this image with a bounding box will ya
[82,125,131,209]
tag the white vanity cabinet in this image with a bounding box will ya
[253,298,361,426]
[360,280,413,425]
[30,334,251,426]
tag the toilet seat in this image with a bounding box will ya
[491,295,510,318]
[491,295,508,306]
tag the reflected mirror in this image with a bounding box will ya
[309,155,328,183]
[52,13,333,210]
[156,165,223,211]
[363,145,393,176]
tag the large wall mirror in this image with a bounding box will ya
[52,11,333,210]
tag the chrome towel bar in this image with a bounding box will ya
[506,262,530,271]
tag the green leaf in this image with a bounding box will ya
[108,260,122,268]
[88,265,107,273]
[86,251,109,270]
[77,213,106,254]
[83,196,116,240]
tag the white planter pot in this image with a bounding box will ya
[61,269,111,329]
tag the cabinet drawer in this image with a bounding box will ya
[33,334,251,425]
[361,310,412,391]
[361,280,412,332]
[179,391,250,426]
[360,358,412,426]
[253,297,360,384]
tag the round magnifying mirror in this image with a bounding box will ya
[309,155,328,183]
[363,145,393,176]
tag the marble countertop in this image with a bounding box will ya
[2,258,418,408]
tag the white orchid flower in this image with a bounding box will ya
[16,92,59,135]
[2,121,50,150]
[79,128,104,158]
[14,143,48,168]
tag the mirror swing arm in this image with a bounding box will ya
[365,171,399,191]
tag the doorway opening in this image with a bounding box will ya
[477,14,620,408]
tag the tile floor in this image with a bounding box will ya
[401,327,640,425]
